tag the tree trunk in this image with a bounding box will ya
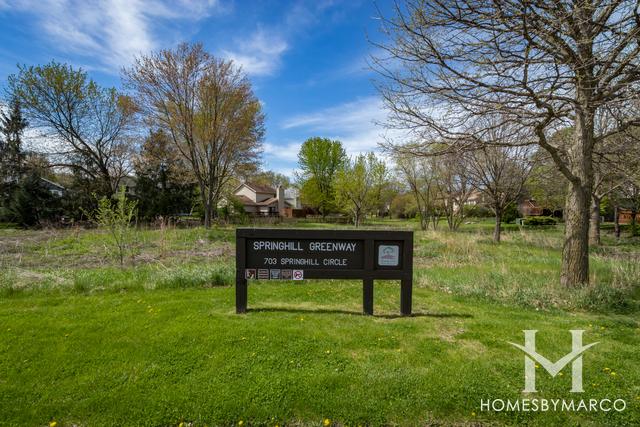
[614,205,620,239]
[560,102,595,287]
[562,181,591,286]
[589,196,601,246]
[418,209,427,230]
[493,207,502,243]
[204,204,211,229]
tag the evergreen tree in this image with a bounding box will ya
[0,99,29,214]
[0,98,28,180]
[7,169,61,227]
[134,129,196,220]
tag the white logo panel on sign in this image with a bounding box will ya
[378,245,400,266]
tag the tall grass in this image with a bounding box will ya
[414,228,639,312]
[1,222,638,312]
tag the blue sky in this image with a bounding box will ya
[0,0,398,178]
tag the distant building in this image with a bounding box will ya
[39,178,65,197]
[518,199,544,217]
[465,189,486,206]
[119,176,137,196]
[618,208,640,224]
[232,182,301,217]
[450,189,486,212]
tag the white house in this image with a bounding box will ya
[233,182,301,217]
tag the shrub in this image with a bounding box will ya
[502,203,519,223]
[84,186,138,265]
[523,216,557,226]
[465,204,493,218]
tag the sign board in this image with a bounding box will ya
[235,228,413,316]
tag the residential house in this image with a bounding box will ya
[233,182,301,217]
[618,208,640,224]
[39,177,65,197]
[518,199,544,216]
[450,189,486,213]
[466,189,485,206]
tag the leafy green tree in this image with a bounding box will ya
[124,43,264,228]
[334,153,388,227]
[248,170,291,189]
[9,61,136,198]
[296,137,346,217]
[389,193,417,219]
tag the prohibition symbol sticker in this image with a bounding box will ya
[292,270,304,280]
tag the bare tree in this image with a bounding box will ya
[9,62,136,197]
[615,131,640,236]
[590,153,624,245]
[395,152,440,230]
[373,1,640,286]
[435,152,474,231]
[468,144,533,242]
[124,43,264,228]
[526,142,568,215]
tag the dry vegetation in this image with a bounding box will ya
[1,220,638,312]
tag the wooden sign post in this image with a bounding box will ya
[235,228,413,316]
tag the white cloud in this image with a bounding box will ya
[259,142,301,180]
[222,28,288,76]
[263,141,301,163]
[1,0,222,71]
[220,1,339,77]
[280,96,402,157]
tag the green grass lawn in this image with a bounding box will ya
[0,220,639,426]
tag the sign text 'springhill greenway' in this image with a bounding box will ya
[236,228,413,315]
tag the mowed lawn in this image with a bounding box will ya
[0,220,639,426]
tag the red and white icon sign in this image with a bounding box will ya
[292,270,304,280]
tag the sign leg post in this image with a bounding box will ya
[400,278,412,316]
[236,277,247,314]
[363,278,374,315]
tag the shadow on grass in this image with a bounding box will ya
[249,307,473,319]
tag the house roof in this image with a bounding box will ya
[521,199,540,207]
[257,197,279,206]
[234,195,260,207]
[235,195,293,208]
[237,182,276,194]
[40,177,65,191]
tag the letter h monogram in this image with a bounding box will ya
[509,330,598,393]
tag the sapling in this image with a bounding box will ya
[87,186,138,266]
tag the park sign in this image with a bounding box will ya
[235,228,413,316]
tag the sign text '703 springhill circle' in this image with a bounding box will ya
[235,228,413,316]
